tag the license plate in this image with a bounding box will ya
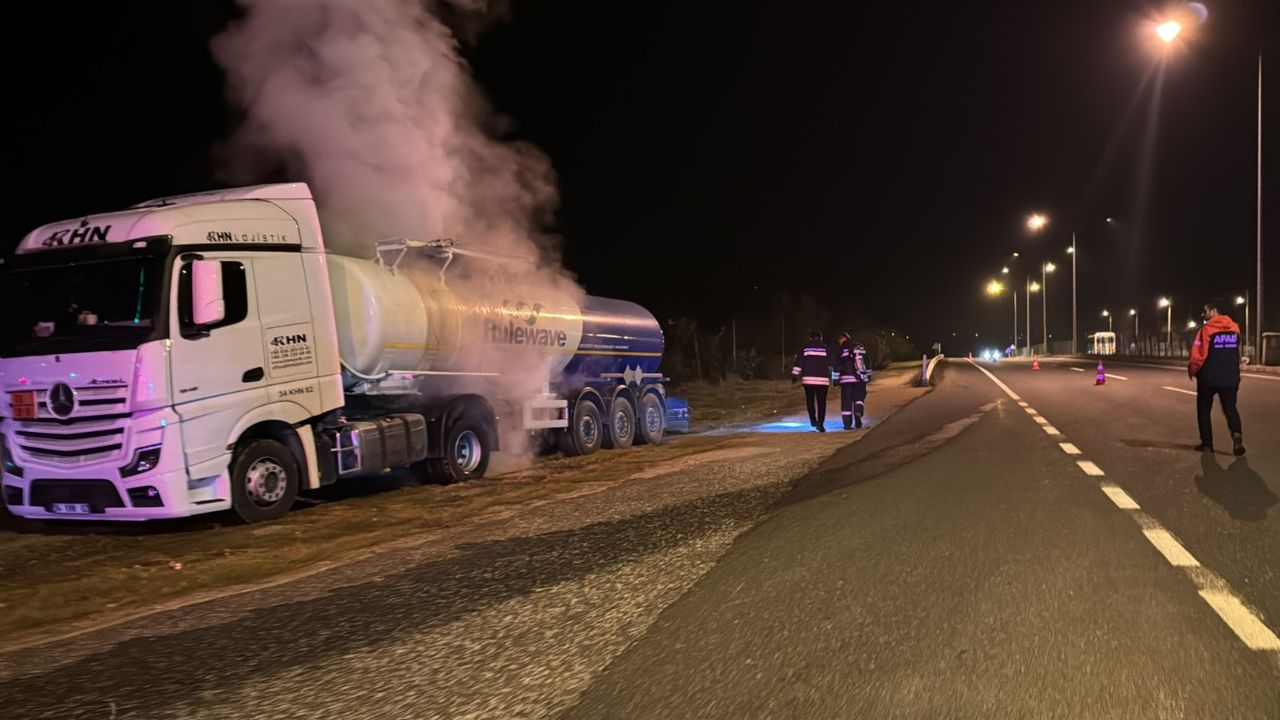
[50,503,92,514]
[10,391,37,420]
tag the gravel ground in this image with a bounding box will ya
[1,372,928,719]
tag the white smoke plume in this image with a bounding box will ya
[211,0,566,277]
[212,0,588,467]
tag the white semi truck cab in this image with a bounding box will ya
[1,184,681,522]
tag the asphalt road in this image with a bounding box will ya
[2,360,1277,718]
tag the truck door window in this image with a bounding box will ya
[178,260,248,337]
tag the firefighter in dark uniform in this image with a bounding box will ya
[791,331,832,432]
[836,332,871,429]
[1187,298,1245,456]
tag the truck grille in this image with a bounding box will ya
[29,479,125,510]
[14,384,130,466]
[26,384,129,421]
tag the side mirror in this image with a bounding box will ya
[191,259,226,326]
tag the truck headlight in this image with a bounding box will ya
[1,435,22,478]
[120,445,162,478]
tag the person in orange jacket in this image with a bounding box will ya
[1187,298,1245,456]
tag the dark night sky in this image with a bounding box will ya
[5,0,1278,353]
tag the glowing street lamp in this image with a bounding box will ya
[1129,308,1139,348]
[1235,294,1250,354]
[1026,213,1048,232]
[1156,20,1183,44]
[1101,309,1113,332]
[1187,319,1198,330]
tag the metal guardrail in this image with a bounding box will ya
[921,354,945,385]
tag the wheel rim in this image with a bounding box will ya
[246,457,288,507]
[454,430,483,474]
[614,408,633,442]
[579,413,599,447]
[644,404,662,435]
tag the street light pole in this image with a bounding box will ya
[1129,308,1138,355]
[1256,52,1264,364]
[1041,263,1055,355]
[1070,233,1078,355]
[1026,276,1032,357]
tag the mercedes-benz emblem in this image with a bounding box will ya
[47,382,77,419]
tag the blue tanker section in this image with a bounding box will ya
[559,295,664,387]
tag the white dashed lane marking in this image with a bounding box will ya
[1100,483,1140,509]
[1070,367,1085,372]
[1200,592,1280,651]
[1076,460,1105,476]
[1143,529,1200,567]
[965,357,1280,655]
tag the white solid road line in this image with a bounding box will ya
[1143,528,1200,567]
[1162,386,1197,396]
[1199,591,1280,651]
[1059,442,1082,455]
[967,359,1021,401]
[1076,460,1105,476]
[1241,373,1280,382]
[1100,483,1140,509]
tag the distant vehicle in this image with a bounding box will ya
[1087,332,1116,356]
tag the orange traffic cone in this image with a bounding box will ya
[1032,355,1040,371]
[1096,362,1106,385]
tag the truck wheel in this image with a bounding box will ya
[636,393,665,446]
[230,438,299,523]
[560,398,603,456]
[603,396,636,450]
[427,418,490,483]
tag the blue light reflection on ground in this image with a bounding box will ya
[751,418,875,433]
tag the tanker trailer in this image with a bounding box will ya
[326,240,677,464]
[0,183,682,523]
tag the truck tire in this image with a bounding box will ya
[560,398,603,456]
[426,418,490,483]
[229,438,299,523]
[636,393,665,446]
[603,396,636,450]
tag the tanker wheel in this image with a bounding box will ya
[635,393,665,446]
[229,439,299,523]
[425,418,491,483]
[603,396,636,450]
[560,398,603,456]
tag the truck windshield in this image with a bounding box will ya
[0,254,168,358]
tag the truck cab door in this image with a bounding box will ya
[169,256,267,468]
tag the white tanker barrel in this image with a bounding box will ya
[327,254,431,378]
[327,255,663,386]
